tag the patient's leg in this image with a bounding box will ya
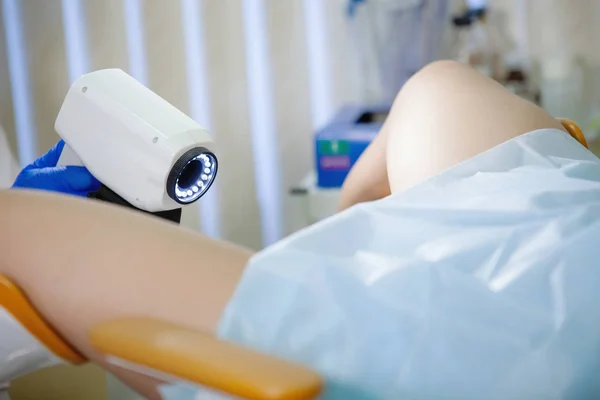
[385,60,566,193]
[339,60,566,209]
[0,189,253,398]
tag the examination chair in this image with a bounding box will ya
[0,119,589,400]
[0,274,322,400]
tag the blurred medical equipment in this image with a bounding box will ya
[12,140,101,197]
[450,10,499,79]
[288,105,387,231]
[449,0,507,81]
[0,120,589,400]
[347,0,450,103]
[448,1,543,106]
[0,126,19,189]
[288,104,388,231]
[56,68,218,223]
[314,104,388,188]
[502,52,538,105]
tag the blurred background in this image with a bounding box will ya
[2,0,600,249]
[1,0,600,398]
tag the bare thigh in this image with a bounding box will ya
[0,189,253,398]
[385,60,566,193]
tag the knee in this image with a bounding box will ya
[409,59,468,82]
[384,60,489,140]
[383,59,563,193]
[393,60,493,108]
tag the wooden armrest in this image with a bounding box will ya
[0,274,85,364]
[559,118,588,148]
[89,318,324,400]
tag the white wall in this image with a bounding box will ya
[490,0,600,67]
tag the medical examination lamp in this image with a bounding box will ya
[55,68,218,223]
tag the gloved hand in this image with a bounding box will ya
[12,140,101,197]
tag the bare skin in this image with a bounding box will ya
[339,60,566,210]
[0,61,567,398]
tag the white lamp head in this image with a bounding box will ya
[55,68,218,213]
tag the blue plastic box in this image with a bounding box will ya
[315,104,390,188]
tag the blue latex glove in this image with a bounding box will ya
[12,140,101,197]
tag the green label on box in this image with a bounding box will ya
[319,140,350,155]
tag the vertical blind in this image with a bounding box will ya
[0,0,361,250]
